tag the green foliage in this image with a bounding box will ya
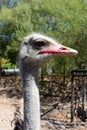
[0,0,87,75]
[0,57,16,68]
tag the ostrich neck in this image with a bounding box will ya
[21,65,40,130]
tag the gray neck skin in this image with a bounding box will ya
[20,62,40,130]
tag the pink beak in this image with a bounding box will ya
[39,44,78,56]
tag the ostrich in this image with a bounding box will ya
[19,33,78,130]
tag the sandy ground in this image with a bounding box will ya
[0,94,23,130]
[0,74,87,130]
[0,92,87,130]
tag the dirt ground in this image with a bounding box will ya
[0,75,87,130]
[0,88,87,130]
[0,88,23,130]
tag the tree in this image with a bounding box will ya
[29,0,87,73]
[0,0,87,71]
[0,4,33,67]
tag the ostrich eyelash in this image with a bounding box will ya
[33,41,49,49]
[34,41,46,48]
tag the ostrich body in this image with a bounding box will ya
[19,33,78,130]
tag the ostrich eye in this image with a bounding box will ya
[24,42,28,45]
[33,41,46,49]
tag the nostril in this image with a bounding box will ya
[60,47,68,50]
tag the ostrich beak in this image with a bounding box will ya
[39,44,78,56]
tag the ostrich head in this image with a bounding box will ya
[19,33,78,69]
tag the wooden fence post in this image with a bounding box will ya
[71,74,74,122]
[82,78,86,111]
